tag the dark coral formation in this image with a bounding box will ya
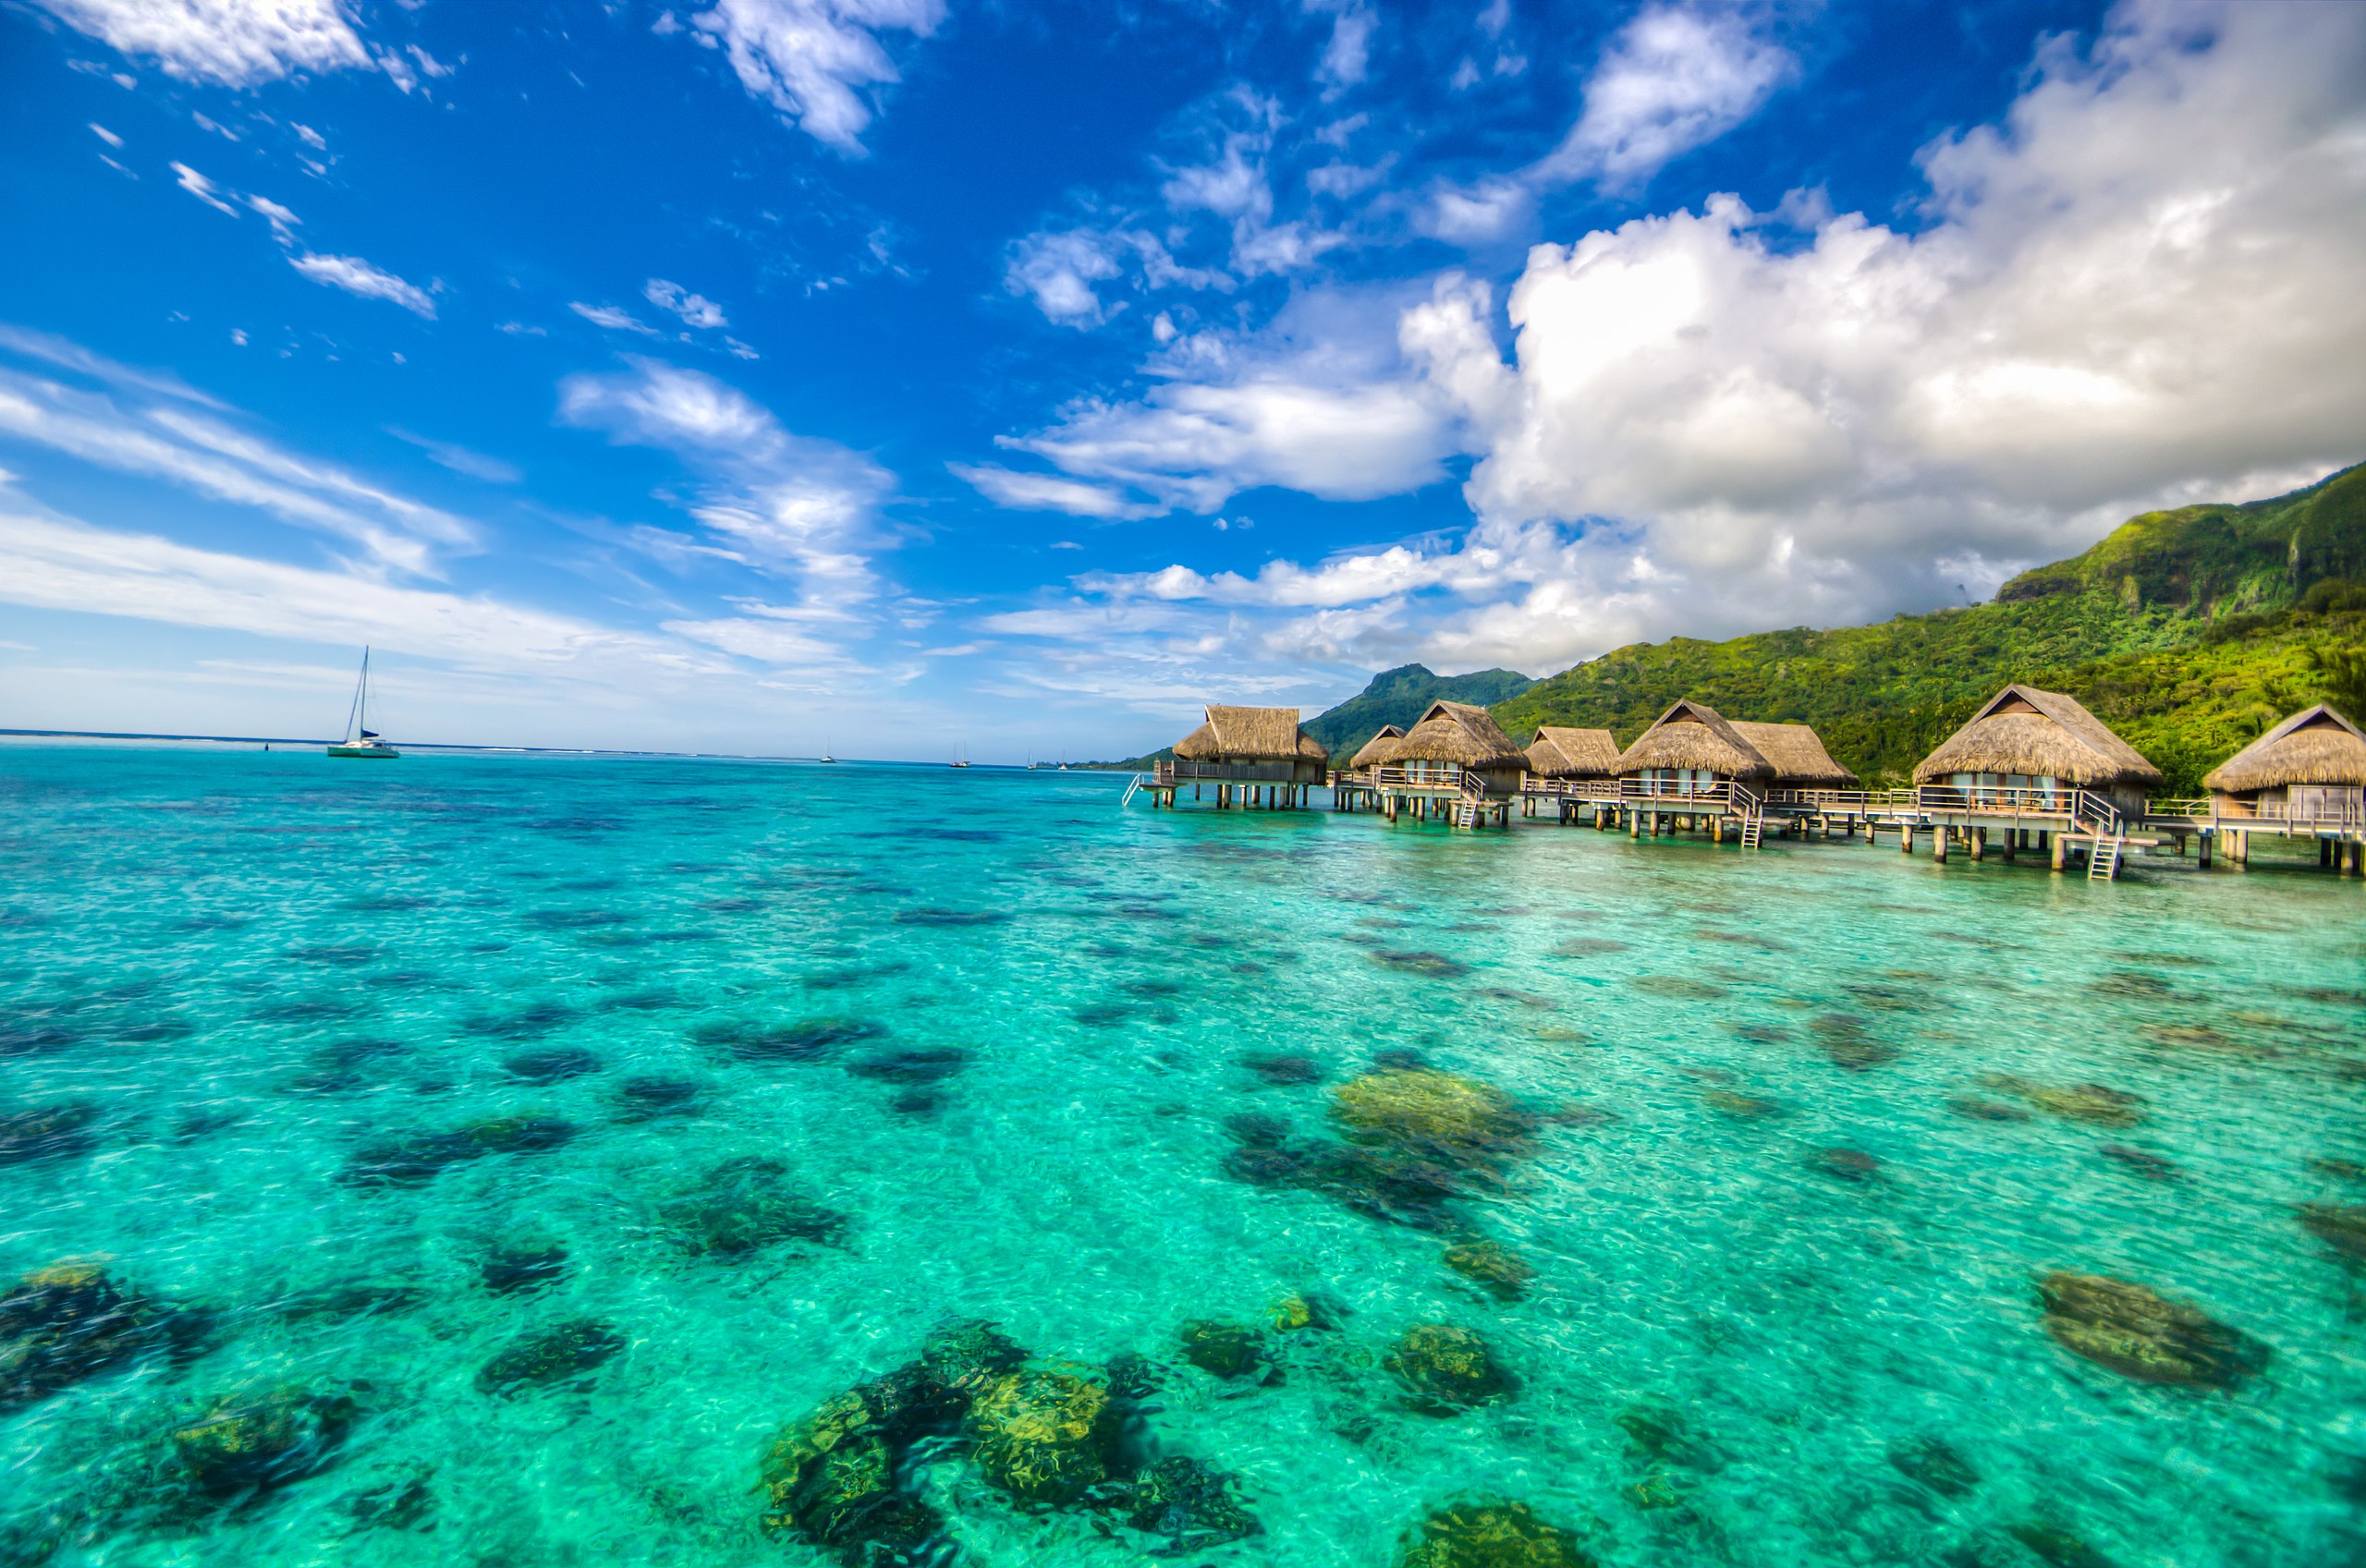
[501,1046,602,1084]
[1177,1319,1276,1383]
[479,1244,568,1296]
[760,1320,1257,1565]
[1888,1434,1981,1499]
[475,1319,626,1394]
[0,1260,170,1407]
[2036,1271,2269,1388]
[340,1113,576,1185]
[0,1101,99,1165]
[171,1388,354,1494]
[1981,1076,2146,1127]
[1442,1241,1533,1301]
[2300,1204,2366,1261]
[1399,1501,1595,1568]
[660,1156,848,1258]
[1384,1324,1516,1414]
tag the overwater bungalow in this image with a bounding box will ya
[1348,724,1406,771]
[1728,723,1858,791]
[1524,725,1618,782]
[1612,699,1774,798]
[1348,700,1526,826]
[1913,685,2161,820]
[2201,703,2366,870]
[1150,704,1328,808]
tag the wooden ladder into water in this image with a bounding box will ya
[1451,772,1485,830]
[1734,784,1765,849]
[2088,830,2126,882]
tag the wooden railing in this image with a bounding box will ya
[2144,795,2366,828]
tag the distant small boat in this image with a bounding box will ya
[326,648,399,760]
[951,742,971,769]
[821,741,837,763]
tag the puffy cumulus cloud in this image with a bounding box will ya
[984,284,1470,517]
[1539,5,1794,188]
[37,0,370,87]
[1004,229,1126,327]
[689,0,943,153]
[288,251,437,317]
[1010,1,2366,683]
[557,357,896,607]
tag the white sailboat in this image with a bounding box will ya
[950,742,970,769]
[326,648,400,760]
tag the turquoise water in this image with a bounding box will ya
[1,745,2360,1567]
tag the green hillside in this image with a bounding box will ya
[1490,463,2366,794]
[1303,662,1535,763]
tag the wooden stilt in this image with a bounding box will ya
[2050,833,2067,872]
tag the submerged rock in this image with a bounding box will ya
[2299,1204,2366,1261]
[845,1048,970,1083]
[475,1318,625,1394]
[501,1046,602,1084]
[1808,1147,1883,1184]
[1442,1241,1533,1301]
[1177,1319,1274,1383]
[1945,1097,2032,1123]
[2008,1521,2124,1568]
[172,1388,354,1493]
[1399,1501,1595,1568]
[0,1260,163,1407]
[479,1244,568,1296]
[1982,1076,2146,1127]
[1702,1089,1786,1119]
[1267,1290,1345,1333]
[661,1156,848,1258]
[1331,1069,1535,1164]
[1384,1324,1515,1414]
[1612,1404,1691,1465]
[969,1367,1121,1503]
[1122,1456,1261,1549]
[760,1362,966,1559]
[1811,1015,1899,1071]
[612,1075,705,1121]
[1888,1434,1980,1499]
[2035,1271,2268,1388]
[920,1319,1027,1394]
[697,1016,884,1063]
[2098,1145,2180,1183]
[0,1101,99,1165]
[1241,1053,1323,1087]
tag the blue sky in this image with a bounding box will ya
[1,0,2360,759]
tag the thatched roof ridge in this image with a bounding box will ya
[1525,725,1618,778]
[1613,699,1774,781]
[1911,685,2163,787]
[1730,721,1858,787]
[2205,704,2366,792]
[1389,700,1527,768]
[1172,704,1326,762]
[1349,724,1406,769]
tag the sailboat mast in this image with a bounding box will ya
[358,648,370,738]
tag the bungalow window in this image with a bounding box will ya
[1642,767,1716,796]
[1948,772,2059,808]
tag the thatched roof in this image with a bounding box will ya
[1171,704,1327,762]
[1613,699,1774,781]
[1525,725,1618,778]
[1730,721,1858,788]
[1349,724,1406,769]
[1912,685,2163,787]
[1389,700,1527,768]
[2205,703,2366,793]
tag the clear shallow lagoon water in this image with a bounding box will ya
[2,745,2361,1568]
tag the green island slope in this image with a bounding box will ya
[1302,662,1534,763]
[1489,464,2366,794]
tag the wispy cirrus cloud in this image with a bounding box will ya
[0,327,473,576]
[287,250,436,317]
[557,359,898,669]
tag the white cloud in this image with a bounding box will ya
[570,301,660,335]
[171,161,238,216]
[289,251,436,317]
[192,110,240,140]
[293,122,327,151]
[386,426,522,484]
[948,463,1158,520]
[1305,0,1373,93]
[1021,1,2366,681]
[245,191,300,243]
[688,0,944,152]
[558,358,896,604]
[1005,229,1125,327]
[1540,6,1795,188]
[90,122,124,148]
[37,0,370,86]
[0,362,471,576]
[644,278,728,330]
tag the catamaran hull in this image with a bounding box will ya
[327,746,401,759]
